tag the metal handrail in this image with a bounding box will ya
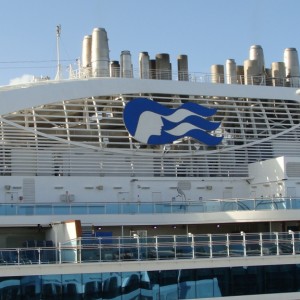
[69,67,300,88]
[0,231,299,266]
[0,197,297,216]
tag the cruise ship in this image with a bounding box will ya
[0,27,300,299]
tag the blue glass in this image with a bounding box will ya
[139,203,154,213]
[0,204,19,216]
[62,274,82,299]
[238,199,254,210]
[35,205,52,215]
[122,272,141,299]
[18,205,34,215]
[53,205,70,215]
[88,204,105,214]
[212,234,227,257]
[205,201,221,212]
[82,273,102,299]
[175,235,193,258]
[189,203,205,212]
[194,235,210,258]
[106,203,119,214]
[1,264,300,298]
[272,198,287,209]
[221,200,237,211]
[291,198,300,209]
[41,274,62,299]
[155,203,171,213]
[255,199,274,210]
[102,272,122,300]
[157,236,175,259]
[70,205,87,214]
[21,275,41,299]
[179,269,196,299]
[122,203,138,214]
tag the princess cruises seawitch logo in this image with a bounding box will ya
[123,98,223,146]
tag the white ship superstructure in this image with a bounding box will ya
[0,28,299,299]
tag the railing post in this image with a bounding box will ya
[17,248,20,265]
[191,233,195,259]
[259,233,263,256]
[174,235,177,259]
[137,235,140,261]
[118,237,121,261]
[155,236,158,260]
[289,230,295,255]
[275,232,279,255]
[58,242,61,264]
[38,248,41,264]
[209,234,212,258]
[99,237,102,262]
[241,231,246,257]
[226,234,230,257]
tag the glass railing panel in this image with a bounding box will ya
[18,205,34,215]
[0,204,19,216]
[294,232,300,254]
[0,249,19,264]
[140,236,156,260]
[245,233,261,256]
[122,203,138,214]
[88,205,105,214]
[154,203,171,213]
[211,234,227,257]
[35,205,52,215]
[171,203,188,213]
[205,201,221,212]
[237,199,254,210]
[53,205,70,215]
[175,235,193,259]
[229,234,244,257]
[0,197,297,217]
[272,198,287,210]
[221,200,238,211]
[255,199,274,210]
[70,205,87,215]
[156,236,175,259]
[138,203,154,213]
[194,235,210,258]
[80,237,101,262]
[105,203,119,214]
[119,236,139,260]
[290,198,300,209]
[278,232,293,255]
[261,233,277,255]
[188,203,205,213]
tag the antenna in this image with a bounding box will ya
[55,24,62,80]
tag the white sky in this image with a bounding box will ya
[0,0,299,86]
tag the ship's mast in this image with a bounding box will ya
[55,24,62,80]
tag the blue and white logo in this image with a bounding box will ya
[123,98,223,146]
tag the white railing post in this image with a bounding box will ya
[289,230,295,255]
[259,233,263,256]
[226,234,230,257]
[275,232,279,255]
[209,234,212,258]
[58,242,62,264]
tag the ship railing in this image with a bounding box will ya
[0,231,299,265]
[0,197,297,216]
[69,67,300,88]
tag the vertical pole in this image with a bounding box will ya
[55,25,62,80]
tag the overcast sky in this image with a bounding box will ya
[0,0,299,86]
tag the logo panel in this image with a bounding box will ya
[123,98,223,146]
